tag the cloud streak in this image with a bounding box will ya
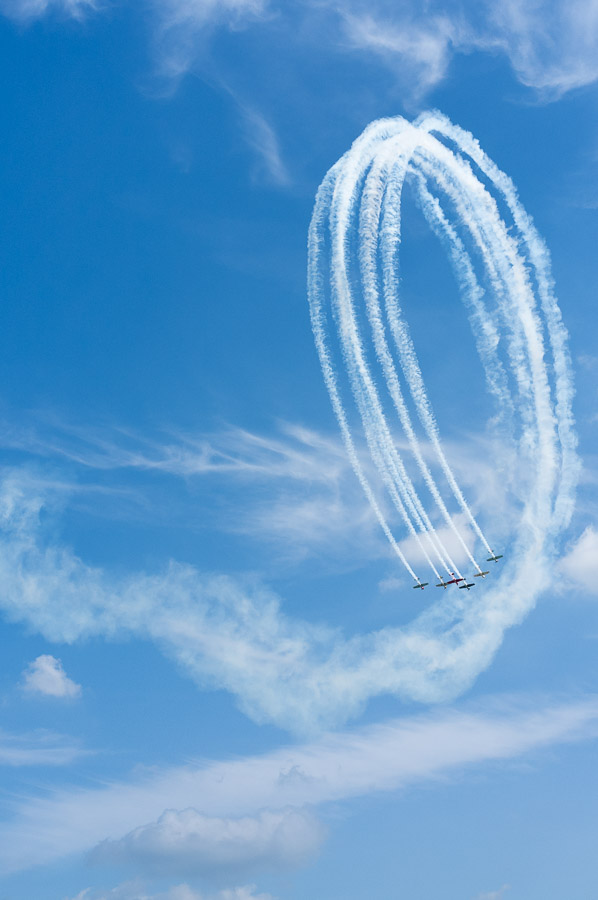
[240,108,290,187]
[2,694,597,874]
[67,882,275,900]
[0,728,83,767]
[152,0,270,83]
[0,461,557,735]
[4,0,598,102]
[337,0,598,100]
[0,0,96,22]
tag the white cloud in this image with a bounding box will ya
[482,0,598,96]
[4,0,598,101]
[397,513,476,571]
[475,886,511,900]
[0,728,83,766]
[0,417,518,570]
[334,0,598,100]
[67,882,147,900]
[21,654,81,699]
[340,7,456,99]
[2,694,597,874]
[577,354,598,371]
[216,888,273,900]
[91,806,324,876]
[559,526,598,595]
[67,881,275,900]
[0,419,387,566]
[154,0,270,83]
[0,0,96,22]
[0,463,553,735]
[240,108,290,186]
[0,418,349,482]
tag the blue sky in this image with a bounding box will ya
[1,1,598,898]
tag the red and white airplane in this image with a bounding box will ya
[435,572,465,588]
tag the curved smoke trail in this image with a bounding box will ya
[308,112,578,591]
[0,113,579,734]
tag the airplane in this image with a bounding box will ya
[486,553,503,563]
[474,570,490,578]
[436,572,464,588]
[458,581,476,590]
[413,580,429,590]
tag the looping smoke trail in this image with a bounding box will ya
[0,113,577,735]
[308,113,577,587]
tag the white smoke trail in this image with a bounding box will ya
[326,136,456,579]
[407,139,558,534]
[310,119,489,579]
[379,134,521,561]
[416,111,579,534]
[308,168,419,581]
[356,142,464,576]
[0,113,577,734]
[355,136,484,572]
[409,170,513,430]
[308,113,577,586]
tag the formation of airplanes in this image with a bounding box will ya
[412,552,503,591]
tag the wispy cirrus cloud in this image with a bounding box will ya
[5,0,598,102]
[336,0,598,100]
[0,436,547,732]
[152,0,271,83]
[482,0,598,96]
[2,693,597,874]
[67,882,275,900]
[0,417,527,736]
[0,417,348,481]
[338,6,457,100]
[239,107,290,186]
[0,416,513,568]
[0,728,83,767]
[0,0,96,21]
[150,0,598,101]
[0,418,388,566]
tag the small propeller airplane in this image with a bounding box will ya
[474,570,490,578]
[413,579,429,590]
[458,580,476,590]
[486,552,503,563]
[436,572,465,588]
